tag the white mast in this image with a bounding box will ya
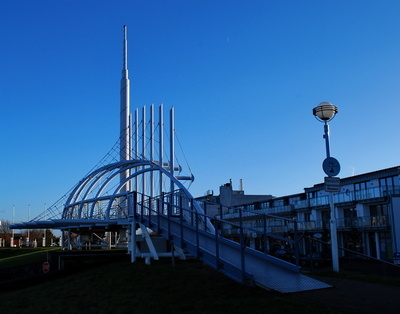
[170,107,175,194]
[150,104,155,198]
[142,106,146,196]
[120,25,131,192]
[159,104,164,195]
[11,205,15,247]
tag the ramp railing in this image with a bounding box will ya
[128,190,331,292]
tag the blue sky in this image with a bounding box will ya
[2,0,400,223]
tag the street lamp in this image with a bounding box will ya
[313,102,340,273]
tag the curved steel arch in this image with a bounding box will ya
[62,159,195,220]
[65,162,121,206]
[64,160,142,210]
[76,160,149,218]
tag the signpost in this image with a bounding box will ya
[324,177,341,192]
[322,157,341,177]
[322,156,341,273]
[42,261,50,273]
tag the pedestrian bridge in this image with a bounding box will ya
[11,153,331,293]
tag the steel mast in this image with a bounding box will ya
[120,25,131,192]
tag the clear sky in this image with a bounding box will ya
[2,0,400,224]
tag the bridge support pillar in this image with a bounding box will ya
[129,218,137,263]
[67,229,72,250]
[139,223,159,263]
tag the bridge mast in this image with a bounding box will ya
[120,25,131,191]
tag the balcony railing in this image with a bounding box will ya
[223,218,296,235]
[221,204,294,220]
[297,215,388,231]
[296,186,400,209]
[337,215,388,229]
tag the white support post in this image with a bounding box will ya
[67,229,72,250]
[139,222,159,264]
[375,232,381,260]
[173,244,187,260]
[170,107,175,194]
[127,112,132,191]
[329,192,339,272]
[11,205,15,247]
[142,106,146,196]
[159,104,164,195]
[150,104,155,199]
[76,234,81,250]
[135,108,139,190]
[130,218,137,263]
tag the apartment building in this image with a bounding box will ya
[207,166,400,263]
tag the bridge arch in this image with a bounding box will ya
[62,159,195,221]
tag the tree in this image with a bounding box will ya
[45,229,57,246]
[25,229,43,247]
[0,220,11,246]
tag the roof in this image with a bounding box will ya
[305,165,400,192]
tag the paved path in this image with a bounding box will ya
[285,275,400,313]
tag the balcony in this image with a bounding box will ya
[337,215,388,230]
[296,186,400,210]
[221,205,294,220]
[297,220,327,231]
[297,215,389,232]
[222,219,296,236]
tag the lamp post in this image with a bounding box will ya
[313,102,340,273]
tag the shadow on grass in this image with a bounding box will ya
[0,258,330,314]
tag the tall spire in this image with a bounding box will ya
[120,25,131,191]
[122,25,128,75]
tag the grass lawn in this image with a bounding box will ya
[4,248,400,313]
[0,255,332,314]
[0,247,58,269]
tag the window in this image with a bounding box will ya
[321,211,330,229]
[343,208,357,227]
[354,182,367,191]
[273,199,284,207]
[259,202,269,209]
[245,204,254,211]
[369,204,388,227]
[307,191,316,199]
[354,182,368,199]
[370,204,387,216]
[380,177,395,194]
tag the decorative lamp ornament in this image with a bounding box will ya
[312,102,338,122]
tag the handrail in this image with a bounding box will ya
[138,193,300,262]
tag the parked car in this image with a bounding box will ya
[300,252,330,268]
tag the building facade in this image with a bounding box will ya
[208,166,400,263]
